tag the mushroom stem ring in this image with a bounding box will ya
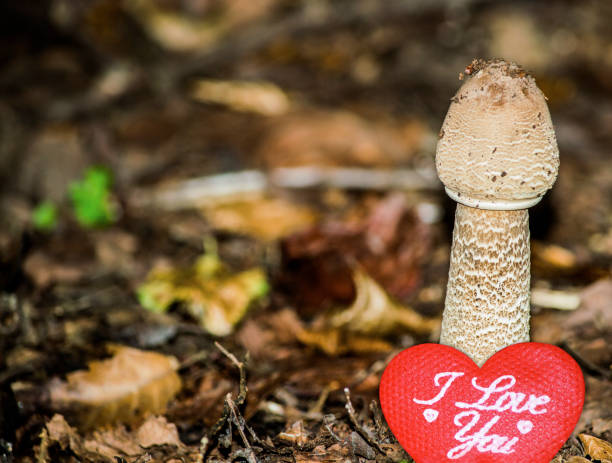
[444,187,544,211]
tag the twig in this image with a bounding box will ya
[370,400,391,441]
[272,166,439,191]
[206,342,279,460]
[215,341,249,406]
[208,343,249,444]
[530,287,581,311]
[225,393,252,450]
[344,387,387,455]
[323,414,342,442]
[215,341,244,370]
[131,167,440,211]
[307,383,333,416]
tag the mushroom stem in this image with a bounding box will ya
[440,204,530,366]
[435,59,559,366]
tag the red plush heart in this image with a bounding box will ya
[380,343,584,463]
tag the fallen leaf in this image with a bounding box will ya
[44,414,79,450]
[138,251,268,336]
[280,194,434,312]
[82,427,142,460]
[329,269,439,336]
[296,269,438,355]
[203,196,316,241]
[579,434,612,462]
[135,415,182,448]
[191,79,291,116]
[39,414,190,463]
[532,241,577,269]
[48,346,182,430]
[296,326,392,356]
[124,0,274,52]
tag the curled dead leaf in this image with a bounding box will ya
[579,434,612,462]
[330,269,439,336]
[48,346,181,430]
[296,269,439,355]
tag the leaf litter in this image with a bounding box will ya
[297,268,439,355]
[47,346,182,431]
[1,1,612,462]
[39,414,195,463]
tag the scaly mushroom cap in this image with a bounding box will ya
[436,59,559,210]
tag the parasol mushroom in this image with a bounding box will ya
[435,59,559,365]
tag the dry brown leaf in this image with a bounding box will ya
[39,414,189,463]
[579,434,612,462]
[40,414,109,463]
[124,0,275,52]
[44,414,81,452]
[135,415,182,448]
[329,269,439,336]
[203,196,316,241]
[191,79,291,116]
[83,427,142,460]
[532,241,577,269]
[296,327,392,356]
[279,194,433,311]
[48,346,182,430]
[295,269,438,355]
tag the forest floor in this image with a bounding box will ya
[0,1,611,462]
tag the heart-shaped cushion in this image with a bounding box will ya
[379,343,584,462]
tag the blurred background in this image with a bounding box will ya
[0,0,611,461]
[1,0,611,245]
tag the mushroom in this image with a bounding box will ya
[435,59,559,366]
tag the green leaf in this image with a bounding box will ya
[69,166,117,228]
[32,201,58,231]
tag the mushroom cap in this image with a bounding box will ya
[435,59,559,210]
